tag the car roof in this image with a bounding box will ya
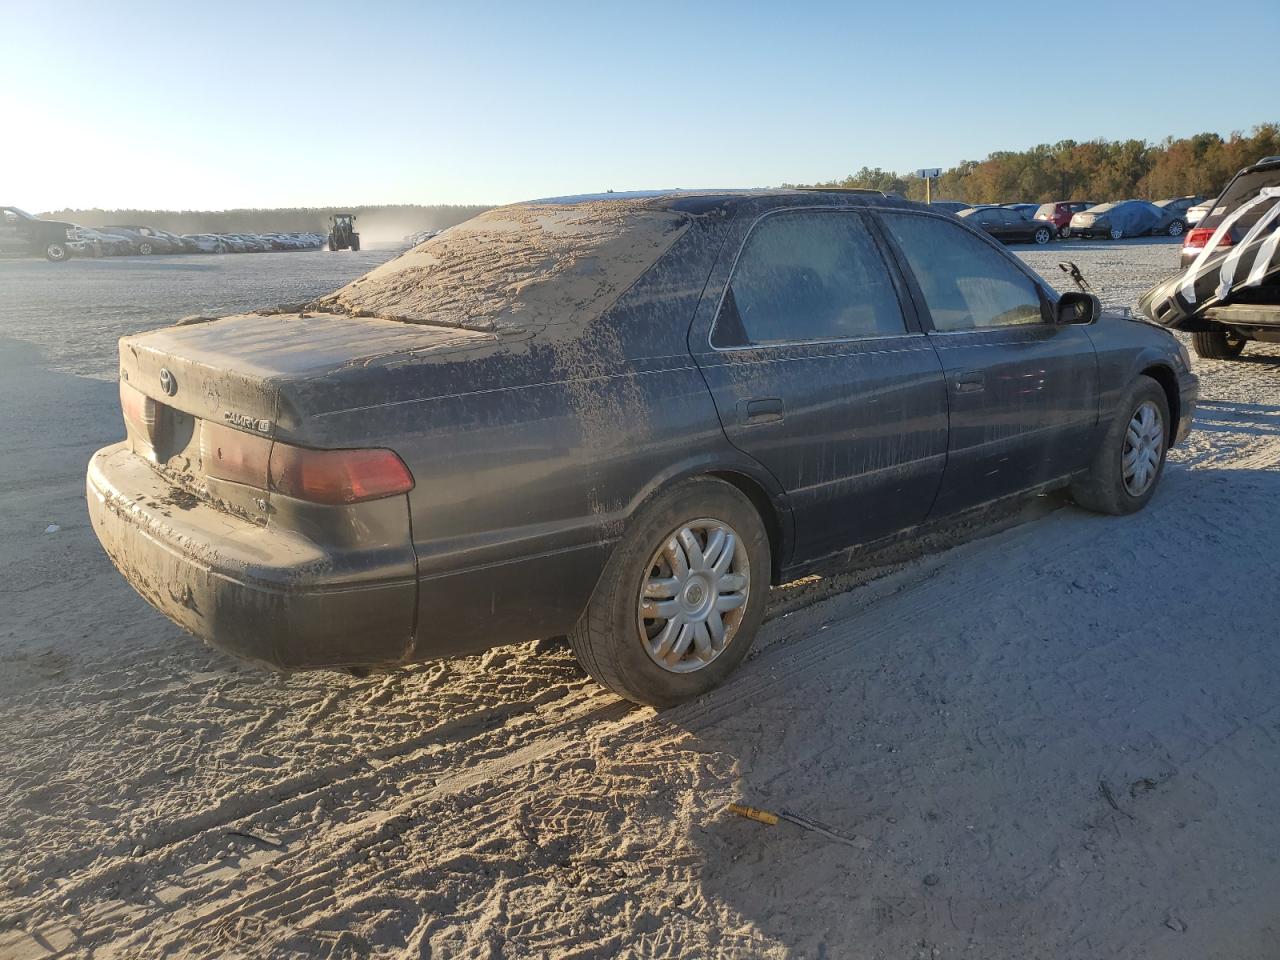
[525,188,915,216]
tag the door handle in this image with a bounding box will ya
[740,397,784,424]
[953,372,986,394]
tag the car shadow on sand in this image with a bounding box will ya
[657,459,1280,958]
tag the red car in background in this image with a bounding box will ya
[1034,201,1097,238]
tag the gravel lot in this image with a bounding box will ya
[2,237,1279,959]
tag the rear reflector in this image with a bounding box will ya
[1184,227,1232,251]
[268,444,414,504]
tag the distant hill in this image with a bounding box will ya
[36,204,494,244]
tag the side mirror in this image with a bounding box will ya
[1057,291,1100,325]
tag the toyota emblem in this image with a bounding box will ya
[159,367,177,396]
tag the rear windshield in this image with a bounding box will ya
[1206,166,1280,230]
[1035,203,1055,216]
[314,202,689,338]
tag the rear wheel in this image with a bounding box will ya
[350,236,361,252]
[569,477,771,707]
[1167,219,1185,237]
[138,241,153,255]
[1191,329,1247,360]
[1033,226,1052,244]
[1070,375,1169,515]
[45,242,69,262]
[1109,226,1124,240]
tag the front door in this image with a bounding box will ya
[875,209,1099,516]
[688,206,950,564]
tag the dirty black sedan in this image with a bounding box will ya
[88,190,1197,706]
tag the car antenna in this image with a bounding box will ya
[1058,260,1095,295]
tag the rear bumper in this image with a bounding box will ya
[87,443,417,670]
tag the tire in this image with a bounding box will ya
[1033,226,1052,245]
[138,242,153,255]
[1167,219,1185,237]
[45,242,68,262]
[1069,375,1170,516]
[328,237,336,251]
[1109,227,1124,241]
[1191,329,1247,360]
[1057,226,1070,239]
[569,477,771,707]
[350,236,360,252]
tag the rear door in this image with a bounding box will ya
[874,209,1099,516]
[687,206,949,564]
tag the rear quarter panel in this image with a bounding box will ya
[311,213,757,659]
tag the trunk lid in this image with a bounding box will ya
[117,311,495,519]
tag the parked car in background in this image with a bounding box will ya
[1140,167,1280,359]
[1070,200,1166,240]
[86,190,1196,706]
[182,234,227,253]
[1185,199,1213,226]
[0,206,90,261]
[77,227,134,257]
[1002,203,1040,218]
[102,226,181,255]
[1034,201,1096,238]
[958,206,1054,244]
[1150,197,1202,237]
[1180,156,1280,268]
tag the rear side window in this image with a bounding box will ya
[880,213,1045,332]
[713,210,906,347]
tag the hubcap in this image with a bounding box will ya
[637,518,750,674]
[1122,400,1164,497]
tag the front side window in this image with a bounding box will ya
[880,213,1045,332]
[713,210,905,347]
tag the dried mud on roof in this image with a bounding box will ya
[311,200,691,342]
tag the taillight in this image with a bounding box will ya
[200,421,271,488]
[1184,227,1232,251]
[120,380,156,438]
[268,444,414,504]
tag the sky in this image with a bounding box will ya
[4,0,1278,212]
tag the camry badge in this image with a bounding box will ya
[159,367,177,396]
[223,410,273,433]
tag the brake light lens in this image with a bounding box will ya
[200,421,272,488]
[1184,228,1233,251]
[268,444,414,504]
[120,380,156,437]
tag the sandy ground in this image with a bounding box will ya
[2,238,1280,959]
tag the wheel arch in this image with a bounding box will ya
[1138,362,1180,445]
[617,453,794,586]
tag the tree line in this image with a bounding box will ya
[797,123,1280,205]
[35,204,493,237]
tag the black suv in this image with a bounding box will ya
[0,207,88,262]
[1140,157,1280,359]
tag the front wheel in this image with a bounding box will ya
[1191,329,1247,360]
[1033,226,1052,244]
[138,242,153,255]
[350,236,360,252]
[1167,219,1185,237]
[45,242,69,262]
[570,477,771,707]
[1109,226,1124,241]
[1070,376,1170,516]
